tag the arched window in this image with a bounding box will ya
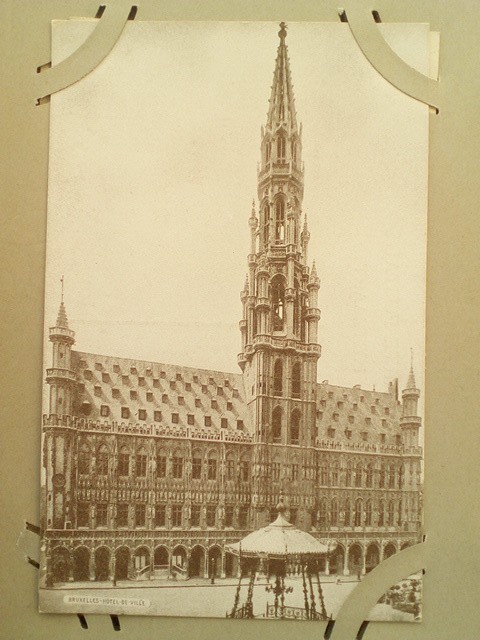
[275,198,285,241]
[136,447,147,477]
[207,453,217,480]
[398,464,404,489]
[277,135,286,160]
[330,499,338,526]
[365,500,372,526]
[78,443,91,475]
[118,446,130,476]
[331,462,339,486]
[272,406,282,443]
[354,499,363,527]
[378,500,385,526]
[271,276,285,331]
[293,279,301,335]
[265,140,271,163]
[355,462,363,487]
[365,463,373,488]
[290,410,300,445]
[344,499,351,526]
[292,362,301,398]
[291,140,296,162]
[379,463,386,488]
[273,360,283,396]
[262,204,270,249]
[318,498,327,527]
[97,444,109,476]
[345,461,353,487]
[389,464,396,488]
[388,500,395,526]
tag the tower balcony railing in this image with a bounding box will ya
[245,335,321,355]
[49,326,75,341]
[257,161,304,182]
[42,414,254,443]
[400,416,422,425]
[46,367,77,382]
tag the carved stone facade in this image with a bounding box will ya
[41,24,422,587]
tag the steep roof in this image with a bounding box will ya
[72,350,250,437]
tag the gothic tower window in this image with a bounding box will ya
[272,406,282,443]
[271,275,285,331]
[291,140,296,162]
[262,204,270,249]
[275,198,285,241]
[266,140,271,163]
[292,362,301,398]
[273,359,283,396]
[290,409,300,445]
[277,135,286,160]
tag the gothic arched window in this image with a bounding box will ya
[273,360,283,397]
[318,498,328,527]
[272,406,282,444]
[330,499,338,526]
[277,135,286,159]
[275,198,285,241]
[96,444,109,476]
[344,499,351,526]
[292,362,301,398]
[354,499,363,527]
[365,500,372,526]
[379,463,386,488]
[378,500,385,526]
[365,463,373,488]
[345,461,353,487]
[262,204,270,250]
[78,443,91,475]
[265,140,271,163]
[355,462,363,488]
[118,446,130,476]
[290,409,300,445]
[388,500,395,526]
[271,276,285,331]
[291,140,296,162]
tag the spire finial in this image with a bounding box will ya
[278,22,287,43]
[407,349,417,389]
[60,274,64,303]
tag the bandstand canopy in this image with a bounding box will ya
[226,504,330,559]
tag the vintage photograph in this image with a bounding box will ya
[40,20,428,621]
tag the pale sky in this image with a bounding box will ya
[45,21,429,403]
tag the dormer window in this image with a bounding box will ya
[100,405,109,417]
[138,409,147,421]
[130,367,137,375]
[185,382,192,391]
[146,392,153,402]
[94,385,101,397]
[237,420,244,430]
[138,376,145,386]
[130,390,137,400]
[102,372,109,383]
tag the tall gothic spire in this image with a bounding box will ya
[56,276,69,329]
[266,22,298,133]
[406,349,417,389]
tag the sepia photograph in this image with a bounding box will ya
[40,20,428,621]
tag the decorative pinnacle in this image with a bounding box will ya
[56,277,69,329]
[407,349,417,388]
[249,198,257,220]
[278,22,287,43]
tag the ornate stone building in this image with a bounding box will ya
[41,23,422,587]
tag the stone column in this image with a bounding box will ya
[343,548,349,576]
[221,551,226,579]
[361,548,366,575]
[89,550,95,581]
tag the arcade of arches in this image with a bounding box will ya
[48,538,414,585]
